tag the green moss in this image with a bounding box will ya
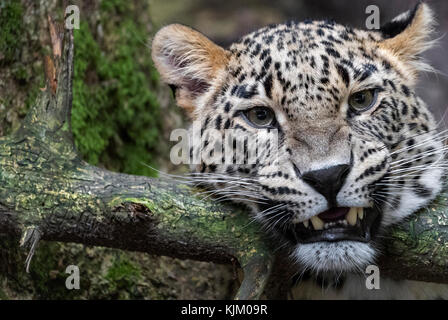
[0,288,8,300]
[0,0,45,136]
[106,254,143,299]
[72,0,161,176]
[28,242,83,300]
[0,236,29,298]
[100,0,128,13]
[0,236,83,299]
[24,85,41,112]
[0,1,24,65]
[12,65,29,83]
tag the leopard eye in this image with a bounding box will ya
[348,89,377,112]
[243,106,276,128]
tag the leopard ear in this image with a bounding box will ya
[379,2,436,76]
[151,24,229,117]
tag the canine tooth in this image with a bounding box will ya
[358,207,364,220]
[303,220,309,228]
[346,207,357,226]
[311,216,324,230]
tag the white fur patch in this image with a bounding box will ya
[291,241,376,274]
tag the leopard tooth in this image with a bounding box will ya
[346,207,357,226]
[310,216,324,230]
[303,220,310,228]
[358,207,364,220]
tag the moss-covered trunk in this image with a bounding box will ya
[0,21,272,300]
[0,0,236,300]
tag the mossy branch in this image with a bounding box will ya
[0,19,448,300]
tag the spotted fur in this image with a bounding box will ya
[152,3,448,299]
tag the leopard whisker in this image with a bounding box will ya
[378,127,442,151]
[388,129,448,155]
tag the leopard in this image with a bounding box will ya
[151,2,448,299]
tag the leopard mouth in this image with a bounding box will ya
[279,206,381,244]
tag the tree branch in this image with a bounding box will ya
[0,19,447,300]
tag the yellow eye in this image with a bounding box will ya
[348,89,377,112]
[244,107,276,128]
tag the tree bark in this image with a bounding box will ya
[0,19,447,300]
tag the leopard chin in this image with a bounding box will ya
[291,241,376,274]
[273,206,382,273]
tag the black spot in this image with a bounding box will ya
[406,138,415,147]
[260,49,270,60]
[263,74,273,99]
[252,43,262,56]
[336,64,350,87]
[320,77,329,84]
[325,47,340,58]
[357,64,378,82]
[401,102,408,115]
[230,85,238,96]
[401,84,410,97]
[168,84,178,97]
[412,183,432,198]
[215,115,222,129]
[383,79,397,92]
[224,102,232,113]
[263,56,272,70]
[382,60,391,70]
[236,85,258,99]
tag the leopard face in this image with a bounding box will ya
[152,3,446,275]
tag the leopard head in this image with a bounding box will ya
[152,3,446,275]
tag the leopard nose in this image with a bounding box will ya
[301,164,351,207]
